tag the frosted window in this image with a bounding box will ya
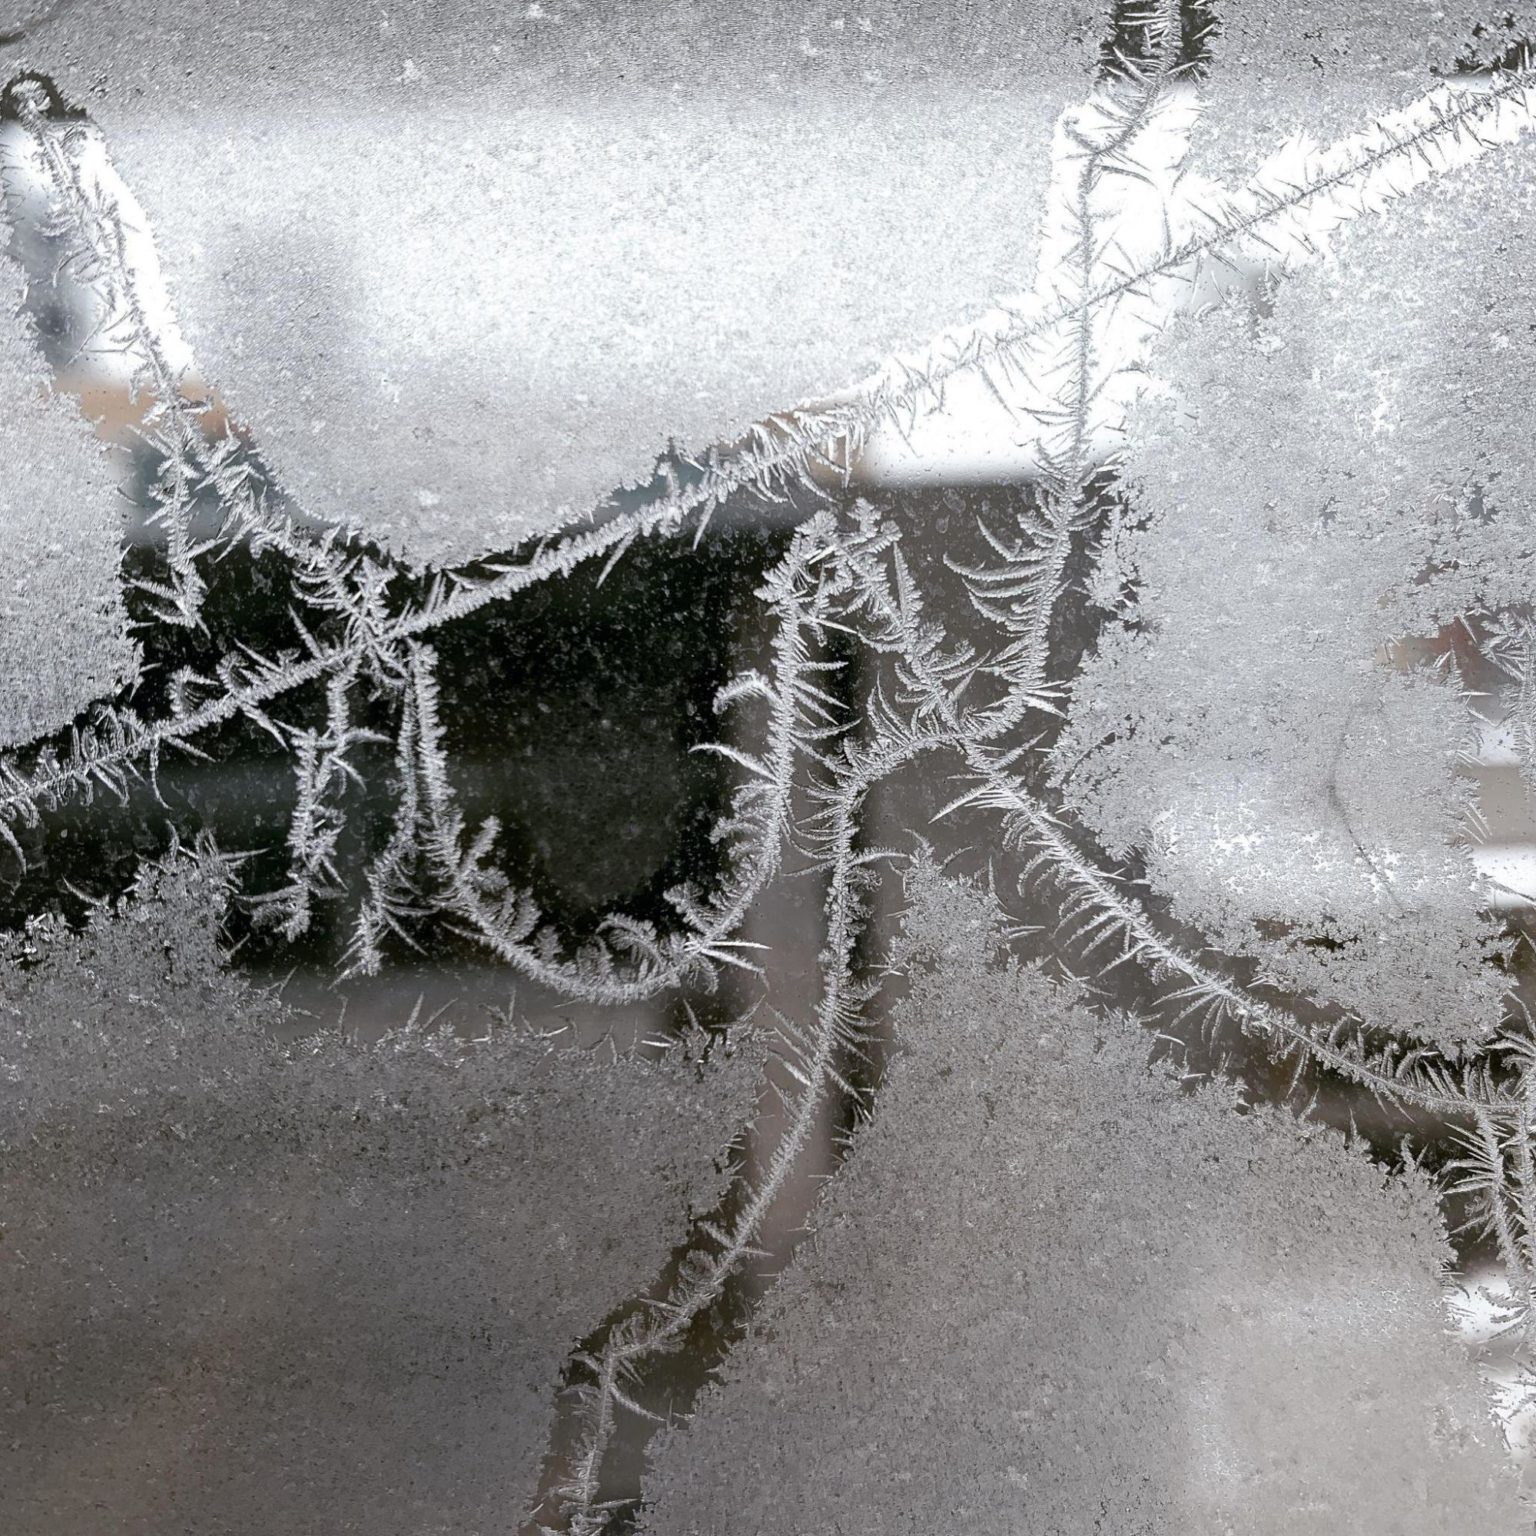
[1,5,1534,1534]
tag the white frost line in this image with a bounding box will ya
[858,72,1536,485]
[0,116,197,386]
[19,70,1536,536]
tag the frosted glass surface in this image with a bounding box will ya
[1,5,1535,1534]
[22,0,1094,561]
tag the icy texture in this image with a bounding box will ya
[18,0,1100,562]
[0,10,1533,1528]
[0,3,56,36]
[1049,146,1536,1048]
[1279,140,1536,599]
[1193,3,1536,178]
[0,855,759,1534]
[0,262,132,747]
[644,873,1524,1535]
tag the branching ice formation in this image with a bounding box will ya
[1,5,1536,1530]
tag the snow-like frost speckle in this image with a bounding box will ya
[1273,140,1536,602]
[24,0,1099,561]
[643,871,1523,1535]
[0,853,760,1534]
[1192,2,1534,178]
[1050,199,1533,1047]
[1,8,1533,1527]
[0,261,133,747]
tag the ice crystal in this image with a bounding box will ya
[1,3,1535,1531]
[1052,133,1536,1050]
[14,0,1098,561]
[643,871,1525,1536]
[1192,1,1536,175]
[0,258,132,746]
[0,853,760,1532]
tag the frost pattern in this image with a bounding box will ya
[0,256,132,746]
[18,0,1099,562]
[1192,1,1536,175]
[0,4,1534,1532]
[1051,136,1536,1051]
[0,852,759,1533]
[643,869,1525,1536]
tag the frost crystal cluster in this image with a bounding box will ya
[1,3,1535,1534]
